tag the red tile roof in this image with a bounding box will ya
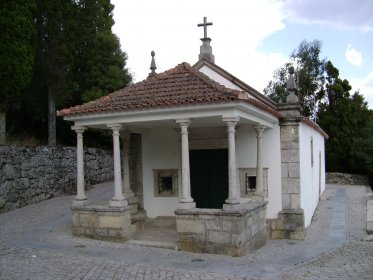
[57,62,280,118]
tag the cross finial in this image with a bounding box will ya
[197,17,213,39]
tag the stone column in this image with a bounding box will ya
[254,125,265,196]
[121,131,134,198]
[72,126,87,206]
[108,124,127,207]
[175,119,195,209]
[223,117,240,207]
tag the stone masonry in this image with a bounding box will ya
[367,193,373,233]
[175,201,267,257]
[0,145,113,212]
[326,172,369,185]
[72,203,135,241]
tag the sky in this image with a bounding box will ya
[110,0,373,108]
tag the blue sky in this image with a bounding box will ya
[111,0,373,108]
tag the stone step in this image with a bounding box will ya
[126,239,176,250]
[132,209,146,223]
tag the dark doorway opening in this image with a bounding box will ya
[190,149,228,208]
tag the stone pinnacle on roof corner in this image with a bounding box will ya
[148,50,157,77]
[197,17,215,64]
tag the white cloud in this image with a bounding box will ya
[282,0,373,32]
[349,72,373,108]
[111,0,287,88]
[345,45,363,66]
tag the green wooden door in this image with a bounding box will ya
[190,149,228,208]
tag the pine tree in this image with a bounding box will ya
[0,0,36,143]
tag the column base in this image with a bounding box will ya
[271,209,305,240]
[109,199,128,208]
[72,198,88,207]
[180,197,194,203]
[224,198,240,205]
[123,189,135,198]
[178,202,196,210]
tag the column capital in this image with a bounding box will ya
[222,117,239,124]
[71,126,86,134]
[107,123,122,131]
[254,125,266,137]
[175,119,192,126]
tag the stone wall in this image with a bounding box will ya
[326,172,368,185]
[175,201,267,257]
[0,145,113,212]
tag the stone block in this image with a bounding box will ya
[281,149,299,163]
[98,215,125,228]
[280,126,299,142]
[367,194,373,233]
[367,222,373,233]
[205,219,221,230]
[281,141,298,150]
[282,194,291,209]
[282,178,300,194]
[176,219,204,234]
[288,163,300,178]
[290,193,301,209]
[208,230,231,244]
[78,213,97,227]
[282,163,289,178]
[222,219,244,233]
[274,209,305,240]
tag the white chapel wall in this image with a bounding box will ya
[142,127,180,217]
[236,124,282,219]
[199,65,242,91]
[300,123,326,227]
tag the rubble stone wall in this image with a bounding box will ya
[326,172,368,185]
[0,145,113,212]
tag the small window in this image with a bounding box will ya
[245,175,256,194]
[158,176,173,193]
[153,169,178,197]
[239,168,268,198]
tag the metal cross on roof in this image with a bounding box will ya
[197,17,213,39]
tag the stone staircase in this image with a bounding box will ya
[127,196,146,230]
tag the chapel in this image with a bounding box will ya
[58,17,327,256]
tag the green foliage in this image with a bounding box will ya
[0,0,36,111]
[72,0,131,103]
[5,0,132,147]
[317,61,372,174]
[264,40,326,118]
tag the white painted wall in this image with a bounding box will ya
[300,123,326,227]
[141,123,283,220]
[236,124,282,219]
[142,127,180,217]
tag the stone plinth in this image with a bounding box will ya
[271,209,305,240]
[72,202,135,241]
[175,201,267,257]
[367,193,373,234]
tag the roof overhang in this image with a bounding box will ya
[64,101,279,130]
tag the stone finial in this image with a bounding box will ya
[286,66,299,103]
[149,50,157,77]
[197,17,215,63]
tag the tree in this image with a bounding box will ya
[0,0,36,143]
[317,61,371,174]
[72,0,131,103]
[35,0,77,146]
[264,40,326,118]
